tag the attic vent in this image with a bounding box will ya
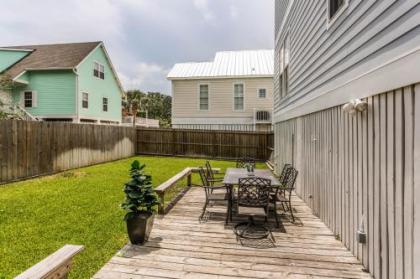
[256,110,270,121]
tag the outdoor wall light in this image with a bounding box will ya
[342,99,368,115]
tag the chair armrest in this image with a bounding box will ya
[208,178,223,182]
[202,185,229,190]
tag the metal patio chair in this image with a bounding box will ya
[233,177,275,241]
[270,167,298,223]
[271,163,293,211]
[198,167,230,223]
[205,161,224,186]
[236,158,256,169]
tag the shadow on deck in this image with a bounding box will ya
[94,187,371,279]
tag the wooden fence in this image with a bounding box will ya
[0,120,136,184]
[273,84,420,279]
[136,128,273,161]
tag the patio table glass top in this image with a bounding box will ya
[222,168,281,186]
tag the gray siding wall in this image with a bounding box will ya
[274,2,420,278]
[274,84,419,279]
[274,0,420,121]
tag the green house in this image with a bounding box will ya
[0,42,123,124]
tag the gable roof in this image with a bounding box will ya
[0,42,102,79]
[167,49,274,80]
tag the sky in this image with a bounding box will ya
[0,0,274,95]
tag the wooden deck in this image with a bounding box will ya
[94,187,371,279]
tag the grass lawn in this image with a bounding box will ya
[0,156,266,278]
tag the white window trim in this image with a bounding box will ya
[197,83,210,111]
[82,92,89,109]
[102,97,109,112]
[326,0,349,30]
[257,88,267,99]
[233,82,245,112]
[22,90,37,108]
[93,61,105,80]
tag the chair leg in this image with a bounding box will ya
[200,200,208,220]
[263,207,268,223]
[288,202,295,223]
[225,201,230,225]
[273,202,279,228]
[281,202,286,212]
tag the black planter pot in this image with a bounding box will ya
[126,211,155,245]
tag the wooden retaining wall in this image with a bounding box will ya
[274,84,420,279]
[136,128,273,161]
[0,120,136,184]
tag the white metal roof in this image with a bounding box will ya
[167,49,274,80]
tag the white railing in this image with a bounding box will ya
[15,104,39,121]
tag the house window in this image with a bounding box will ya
[329,0,346,20]
[103,97,108,112]
[258,88,267,98]
[24,91,33,108]
[199,84,209,110]
[234,83,244,111]
[82,93,89,109]
[94,62,105,79]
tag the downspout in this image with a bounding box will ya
[73,68,79,123]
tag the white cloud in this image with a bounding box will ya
[193,0,214,21]
[229,4,239,20]
[0,0,274,93]
[119,63,171,94]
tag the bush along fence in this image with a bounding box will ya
[136,127,274,161]
[0,120,136,184]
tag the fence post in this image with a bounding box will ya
[187,173,192,187]
[157,190,165,215]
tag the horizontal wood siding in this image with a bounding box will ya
[172,77,273,119]
[137,128,273,161]
[0,120,136,184]
[274,0,420,119]
[274,84,418,279]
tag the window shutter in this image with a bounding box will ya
[32,91,38,107]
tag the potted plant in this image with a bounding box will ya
[121,160,159,245]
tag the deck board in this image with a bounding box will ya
[94,187,371,279]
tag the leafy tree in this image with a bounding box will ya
[124,90,172,127]
[0,74,15,91]
[121,160,159,220]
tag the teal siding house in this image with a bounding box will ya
[0,42,123,123]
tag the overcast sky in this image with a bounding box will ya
[0,0,274,95]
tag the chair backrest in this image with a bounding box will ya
[198,167,209,186]
[237,177,271,207]
[279,164,292,185]
[205,161,214,180]
[198,167,212,197]
[283,167,298,202]
[236,158,256,169]
[285,167,298,190]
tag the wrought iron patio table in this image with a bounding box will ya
[223,168,281,222]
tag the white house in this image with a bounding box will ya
[167,50,274,131]
[274,1,420,279]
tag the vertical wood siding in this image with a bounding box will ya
[0,121,136,184]
[274,84,418,279]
